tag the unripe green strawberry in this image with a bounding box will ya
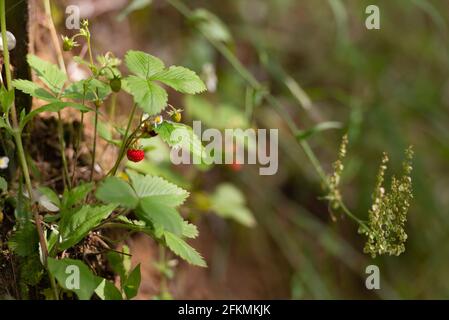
[110,76,122,92]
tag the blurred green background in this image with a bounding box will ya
[57,0,449,299]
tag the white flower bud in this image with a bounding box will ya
[0,31,16,51]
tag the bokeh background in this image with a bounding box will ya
[43,0,449,299]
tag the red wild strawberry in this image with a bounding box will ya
[127,148,145,162]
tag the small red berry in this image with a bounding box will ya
[126,149,145,162]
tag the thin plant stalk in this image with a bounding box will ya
[109,103,137,176]
[109,92,117,123]
[71,88,86,186]
[90,102,99,181]
[43,0,71,189]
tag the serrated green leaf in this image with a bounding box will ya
[96,177,139,209]
[123,264,141,299]
[151,66,206,94]
[47,258,102,300]
[95,279,123,300]
[164,231,206,267]
[19,254,44,286]
[27,54,67,93]
[123,76,168,115]
[59,204,117,250]
[8,221,39,257]
[12,79,56,102]
[127,171,189,207]
[125,50,165,78]
[182,221,199,239]
[137,197,184,235]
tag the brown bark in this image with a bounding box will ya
[6,0,31,113]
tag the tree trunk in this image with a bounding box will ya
[6,0,31,113]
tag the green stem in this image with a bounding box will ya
[90,103,99,181]
[109,92,117,123]
[87,34,94,68]
[71,90,86,186]
[109,103,137,176]
[57,111,71,189]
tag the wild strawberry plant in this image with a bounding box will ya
[1,1,208,299]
